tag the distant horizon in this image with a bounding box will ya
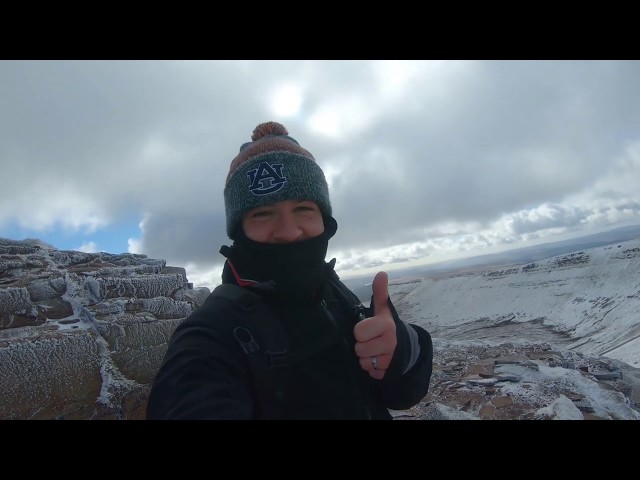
[3,222,640,297]
[343,223,640,302]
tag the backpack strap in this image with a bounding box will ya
[325,267,370,321]
[210,283,290,418]
[210,270,368,418]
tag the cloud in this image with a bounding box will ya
[1,60,639,288]
[76,241,98,253]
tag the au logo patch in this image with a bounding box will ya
[247,162,287,195]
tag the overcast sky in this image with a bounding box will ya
[1,60,639,289]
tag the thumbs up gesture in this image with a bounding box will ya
[353,271,398,380]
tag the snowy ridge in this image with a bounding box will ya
[390,239,640,368]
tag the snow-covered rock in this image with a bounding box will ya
[0,238,209,420]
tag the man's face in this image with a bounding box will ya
[241,199,325,244]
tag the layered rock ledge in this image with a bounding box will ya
[0,238,210,420]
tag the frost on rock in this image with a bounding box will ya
[0,237,42,255]
[108,253,165,271]
[0,330,103,420]
[50,250,101,267]
[93,265,160,276]
[96,315,183,384]
[134,297,193,319]
[183,287,211,309]
[0,287,34,314]
[98,273,185,299]
[0,238,204,419]
[75,275,102,305]
[534,395,584,420]
[0,259,26,274]
[26,275,67,302]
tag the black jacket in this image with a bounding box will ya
[146,260,433,420]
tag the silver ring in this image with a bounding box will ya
[371,356,379,370]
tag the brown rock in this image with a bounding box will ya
[0,241,202,420]
[491,396,514,408]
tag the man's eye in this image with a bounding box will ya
[252,210,271,218]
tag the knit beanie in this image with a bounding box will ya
[224,121,332,239]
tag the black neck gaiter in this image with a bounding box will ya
[220,215,338,297]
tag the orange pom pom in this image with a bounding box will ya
[251,121,289,141]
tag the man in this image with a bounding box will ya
[146,121,433,419]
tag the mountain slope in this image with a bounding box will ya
[390,239,640,367]
[383,238,640,420]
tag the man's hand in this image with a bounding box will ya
[353,271,397,380]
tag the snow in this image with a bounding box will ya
[386,238,640,420]
[391,239,640,367]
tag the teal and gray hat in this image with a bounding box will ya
[224,121,332,239]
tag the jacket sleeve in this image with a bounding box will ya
[145,297,255,420]
[369,294,433,410]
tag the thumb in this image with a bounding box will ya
[371,271,389,314]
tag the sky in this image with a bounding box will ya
[1,60,639,290]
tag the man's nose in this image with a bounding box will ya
[272,212,302,243]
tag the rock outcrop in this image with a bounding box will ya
[390,339,640,420]
[0,238,210,420]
